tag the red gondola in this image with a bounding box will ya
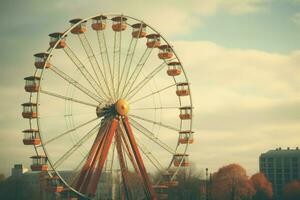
[132,23,147,38]
[173,154,190,167]
[30,155,48,171]
[91,15,107,31]
[167,62,182,76]
[70,18,87,34]
[22,129,40,145]
[146,34,161,48]
[158,45,173,59]
[24,76,40,92]
[111,16,127,31]
[21,103,38,119]
[49,32,66,49]
[34,52,51,69]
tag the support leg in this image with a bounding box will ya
[122,116,157,200]
[79,121,110,193]
[74,120,108,190]
[115,126,133,199]
[87,118,119,196]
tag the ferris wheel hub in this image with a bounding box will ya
[115,99,129,116]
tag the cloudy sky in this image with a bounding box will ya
[1,0,300,177]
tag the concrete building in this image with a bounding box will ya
[259,147,300,198]
[11,164,28,177]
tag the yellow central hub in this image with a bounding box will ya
[115,99,129,116]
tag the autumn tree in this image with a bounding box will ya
[283,180,300,200]
[250,172,273,200]
[211,164,255,200]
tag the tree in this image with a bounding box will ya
[168,166,204,200]
[151,165,205,200]
[211,164,255,200]
[250,172,273,200]
[283,180,300,200]
[126,170,145,199]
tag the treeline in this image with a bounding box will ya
[150,163,300,200]
[1,165,300,200]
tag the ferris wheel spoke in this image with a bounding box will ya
[125,59,176,100]
[115,128,134,199]
[129,114,180,132]
[135,137,164,171]
[40,89,98,107]
[120,47,153,99]
[96,30,115,101]
[63,46,106,101]
[70,152,90,186]
[77,33,112,100]
[112,31,122,101]
[129,117,176,154]
[131,106,178,111]
[117,37,133,98]
[118,31,141,98]
[129,84,176,104]
[53,122,101,169]
[50,66,101,102]
[43,117,99,146]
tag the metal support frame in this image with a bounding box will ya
[75,120,109,191]
[115,127,133,200]
[72,116,158,199]
[87,118,118,195]
[122,116,157,200]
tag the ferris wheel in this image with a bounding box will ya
[22,13,193,199]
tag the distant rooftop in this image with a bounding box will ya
[260,147,300,158]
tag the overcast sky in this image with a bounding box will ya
[1,0,300,177]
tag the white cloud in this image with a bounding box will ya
[171,40,300,174]
[220,0,268,15]
[47,0,269,38]
[49,0,201,37]
[193,0,268,15]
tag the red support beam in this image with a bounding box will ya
[87,118,119,196]
[122,116,157,200]
[79,120,111,193]
[74,120,108,190]
[120,127,141,178]
[120,122,150,198]
[115,127,133,199]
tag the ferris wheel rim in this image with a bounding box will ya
[27,13,193,198]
